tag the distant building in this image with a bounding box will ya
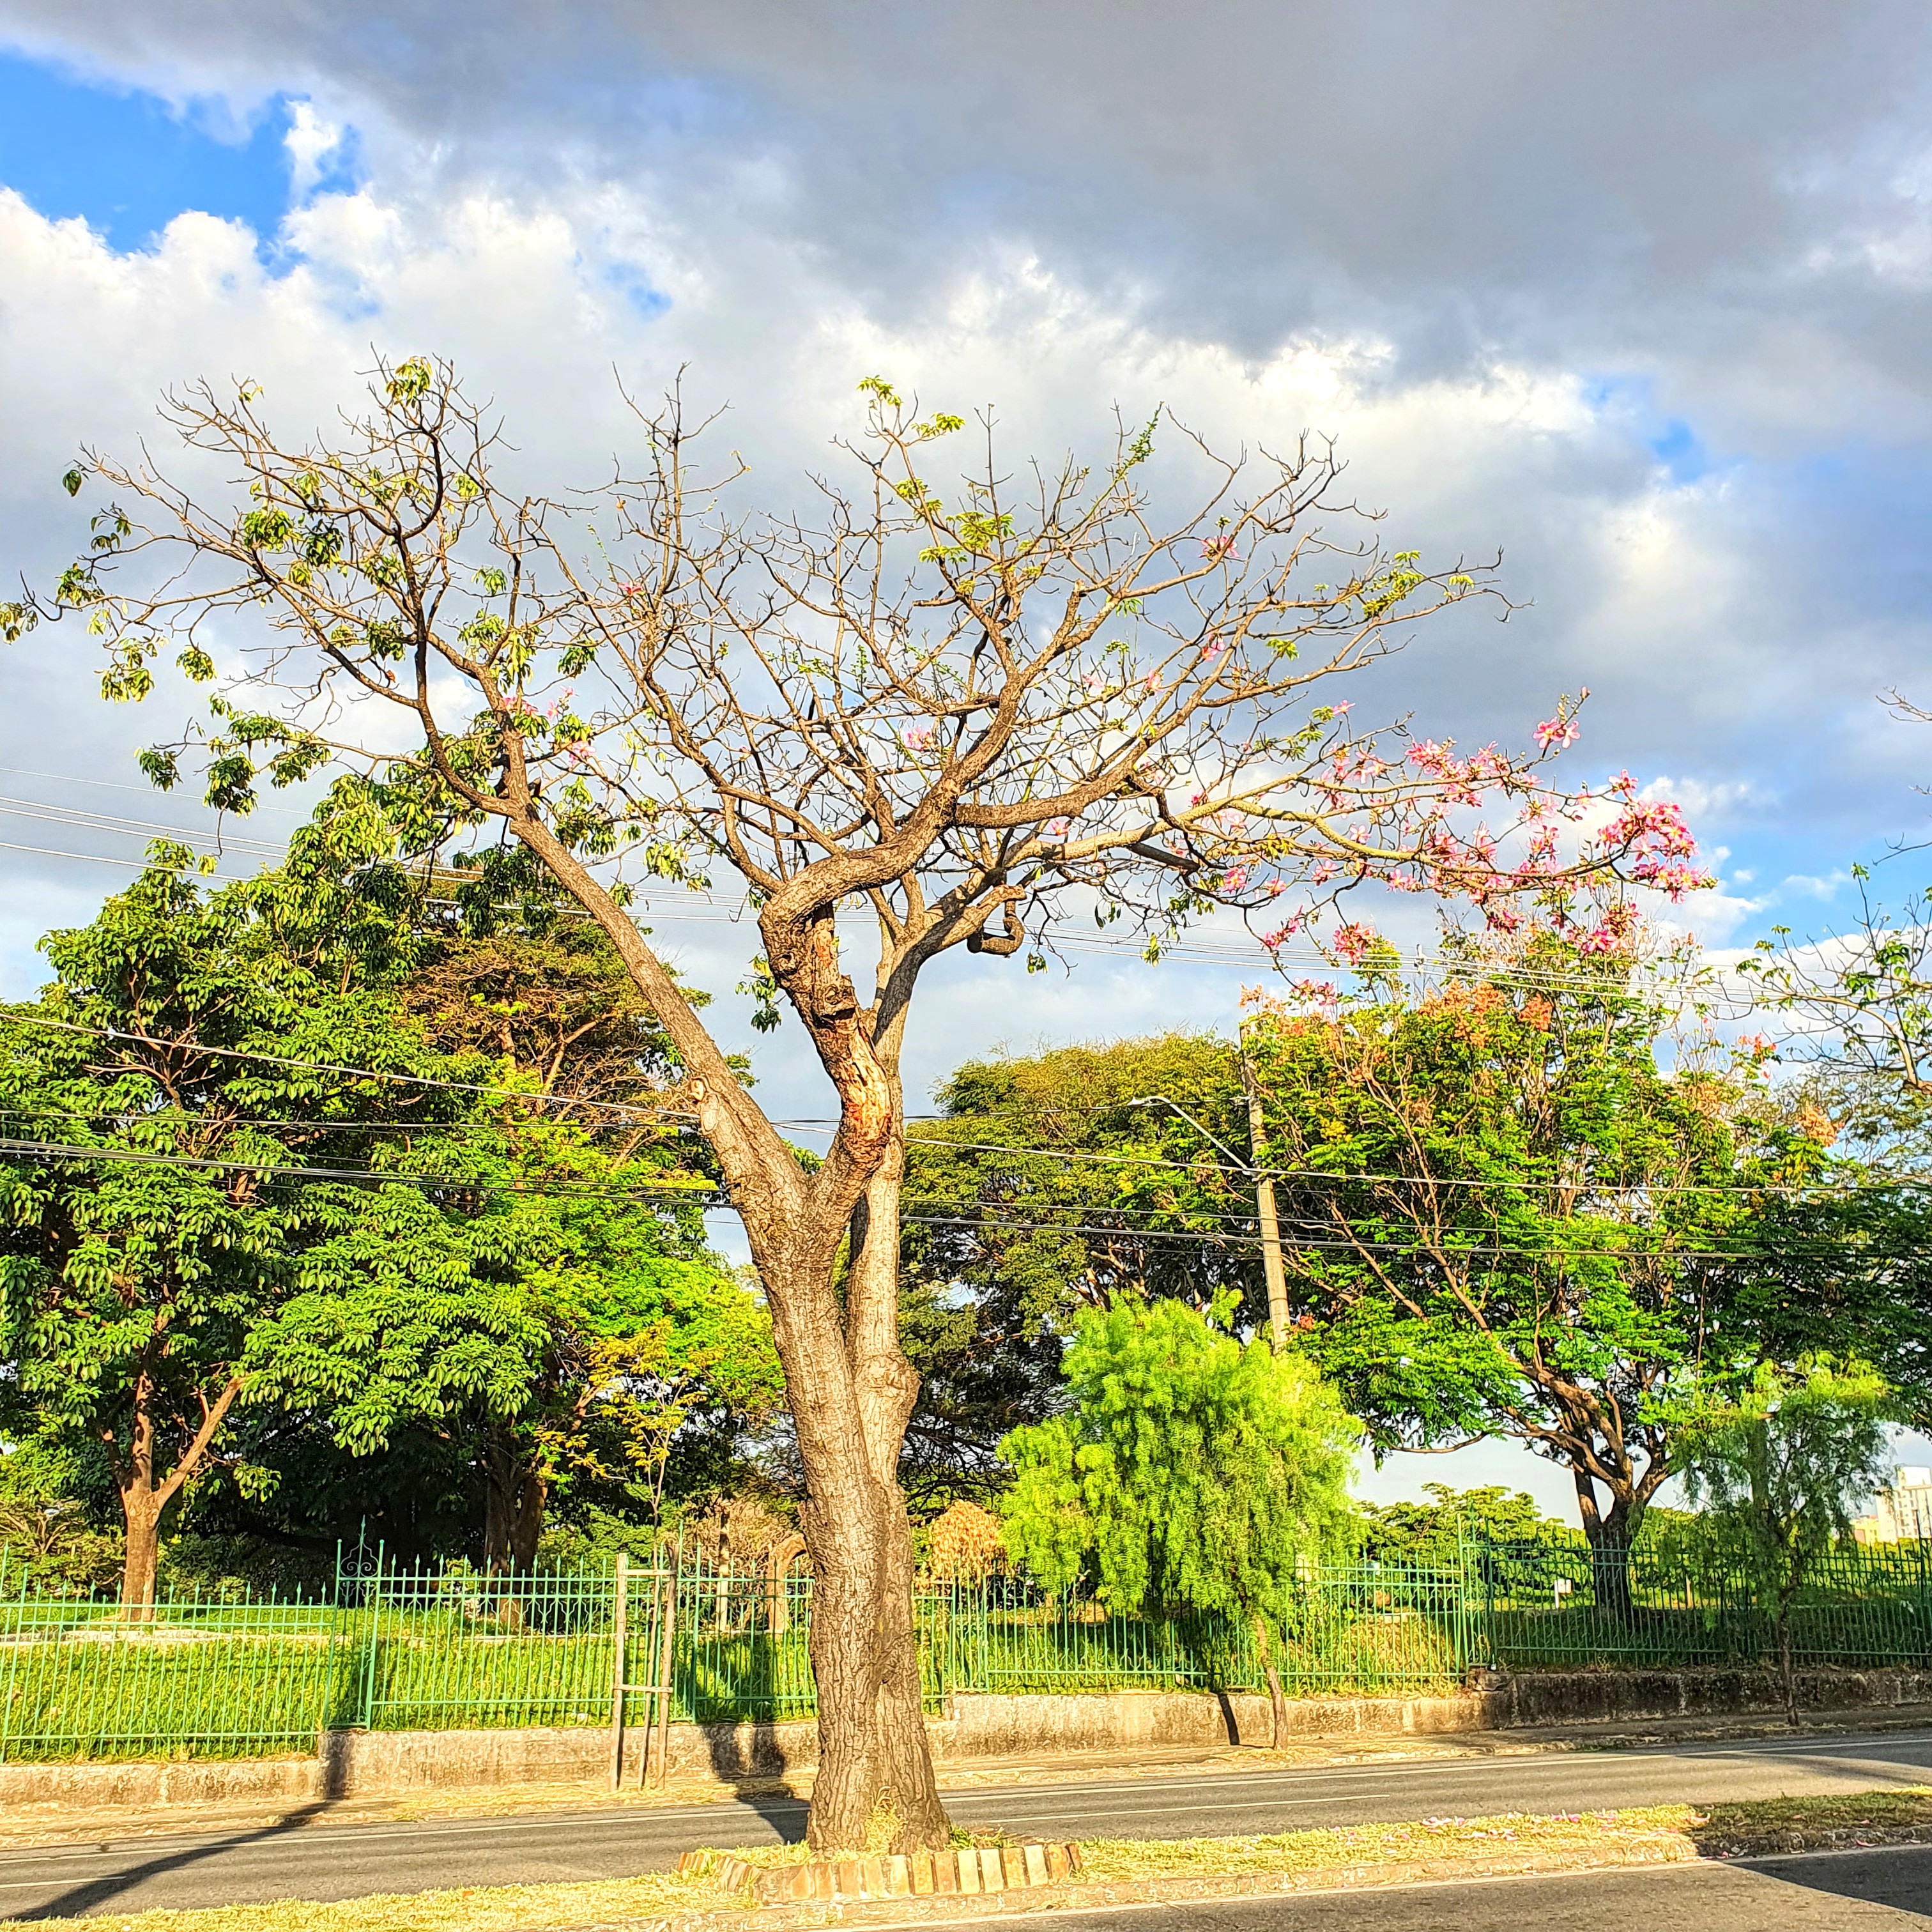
[1853,1467,1932,1544]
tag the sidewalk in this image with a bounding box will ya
[3,1703,1928,1856]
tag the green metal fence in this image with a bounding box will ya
[6,1538,1932,1764]
[1477,1540,1932,1671]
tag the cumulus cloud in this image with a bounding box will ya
[1,4,1930,1089]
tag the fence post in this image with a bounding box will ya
[649,1536,679,1787]
[0,1550,17,1767]
[358,1544,386,1730]
[608,1553,629,1790]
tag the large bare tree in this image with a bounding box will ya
[15,359,1697,1849]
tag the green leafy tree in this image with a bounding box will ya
[999,1296,1358,1743]
[905,1035,1260,1321]
[0,1439,123,1591]
[899,1035,1258,1503]
[0,835,459,1611]
[1356,1483,1576,1564]
[252,1117,779,1571]
[1249,939,1809,1598]
[1680,1354,1894,1723]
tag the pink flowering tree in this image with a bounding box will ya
[20,360,1702,1851]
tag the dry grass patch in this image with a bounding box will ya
[1072,1805,1696,1881]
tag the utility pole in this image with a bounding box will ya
[1239,1021,1291,1354]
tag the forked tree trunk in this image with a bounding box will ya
[482,1428,548,1576]
[775,1123,948,1854]
[516,834,951,1853]
[118,1489,162,1621]
[1572,1466,1639,1624]
[112,1377,242,1620]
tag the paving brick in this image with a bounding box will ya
[1045,1843,1072,1882]
[835,1857,863,1897]
[861,1855,886,1897]
[979,1847,1006,1891]
[933,1849,958,1894]
[1002,1844,1029,1888]
[954,1848,981,1895]
[909,1850,934,1894]
[1023,1843,1049,1886]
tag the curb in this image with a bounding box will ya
[678,1843,1081,1906]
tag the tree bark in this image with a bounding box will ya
[848,1140,947,1850]
[496,824,949,1851]
[1574,1469,1636,1623]
[112,1374,242,1619]
[1253,1616,1289,1748]
[481,1427,547,1576]
[118,1490,162,1621]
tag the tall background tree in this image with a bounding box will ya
[1247,936,1817,1597]
[22,358,1701,1848]
[0,824,457,1611]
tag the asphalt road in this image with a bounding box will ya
[12,1728,1932,1920]
[927,1844,1932,1929]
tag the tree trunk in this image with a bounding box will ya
[481,1427,545,1575]
[519,839,948,1853]
[767,1121,949,1855]
[1776,1604,1798,1727]
[118,1489,162,1621]
[1572,1468,1636,1624]
[510,1464,547,1572]
[482,1429,514,1576]
[1253,1616,1288,1748]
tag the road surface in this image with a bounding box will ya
[914,1845,1932,1928]
[8,1726,1932,1919]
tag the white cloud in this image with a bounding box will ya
[2,112,1931,1092]
[1782,870,1853,900]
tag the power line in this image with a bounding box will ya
[0,1133,1913,1264]
[0,1135,716,1200]
[895,1208,1918,1266]
[4,1010,1917,1204]
[0,1012,685,1124]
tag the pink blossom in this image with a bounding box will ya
[1144,669,1160,692]
[1200,533,1239,562]
[1082,670,1107,696]
[1221,866,1248,892]
[904,722,935,750]
[1200,638,1226,661]
[1332,921,1377,966]
[1535,714,1580,751]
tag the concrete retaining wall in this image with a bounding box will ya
[6,1666,1931,1808]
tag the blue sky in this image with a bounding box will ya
[0,54,300,247]
[3,3,1932,1519]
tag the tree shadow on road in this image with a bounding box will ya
[4,1800,344,1922]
